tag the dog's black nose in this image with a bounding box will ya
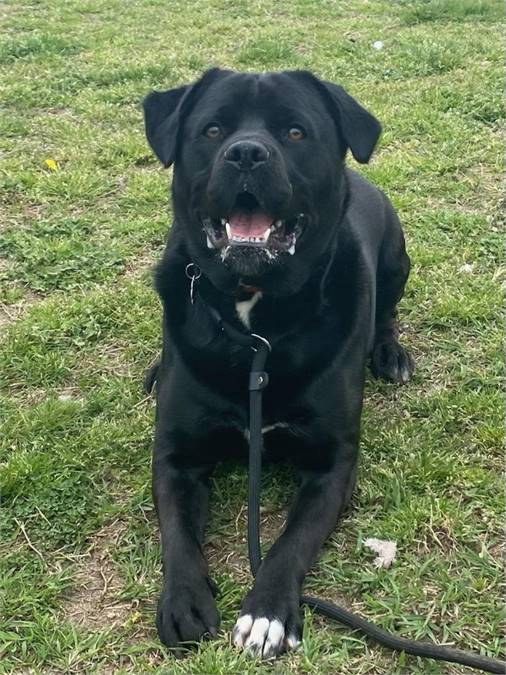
[223,140,270,170]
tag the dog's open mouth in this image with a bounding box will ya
[202,192,307,256]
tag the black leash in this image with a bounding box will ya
[231,328,504,673]
[172,266,504,673]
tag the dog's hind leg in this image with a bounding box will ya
[371,205,414,384]
[143,359,160,394]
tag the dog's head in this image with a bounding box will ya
[144,68,380,295]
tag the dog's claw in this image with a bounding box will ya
[156,575,220,649]
[371,339,414,384]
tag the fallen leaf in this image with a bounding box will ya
[364,537,397,569]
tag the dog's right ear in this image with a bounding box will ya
[143,68,231,168]
[143,85,189,168]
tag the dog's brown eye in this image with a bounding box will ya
[204,124,222,139]
[288,126,305,141]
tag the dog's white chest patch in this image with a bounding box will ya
[261,422,290,434]
[243,422,290,442]
[236,291,262,329]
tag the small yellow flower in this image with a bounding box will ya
[123,611,141,629]
[44,158,58,171]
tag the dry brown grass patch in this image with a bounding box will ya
[61,520,138,633]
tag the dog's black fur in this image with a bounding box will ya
[143,68,414,657]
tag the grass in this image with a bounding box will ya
[0,0,503,673]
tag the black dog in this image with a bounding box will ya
[143,68,414,659]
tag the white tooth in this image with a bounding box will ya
[263,227,271,240]
[288,243,296,255]
[225,222,231,239]
[206,235,214,248]
[221,218,226,225]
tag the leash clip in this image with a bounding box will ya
[185,263,202,304]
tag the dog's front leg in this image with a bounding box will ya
[232,449,357,659]
[153,453,220,648]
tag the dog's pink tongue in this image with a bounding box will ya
[228,210,272,237]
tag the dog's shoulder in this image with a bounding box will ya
[343,168,395,257]
[154,224,188,301]
[346,168,389,218]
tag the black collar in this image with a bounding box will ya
[185,261,270,350]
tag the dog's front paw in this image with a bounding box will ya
[156,574,220,649]
[232,587,302,659]
[371,338,414,384]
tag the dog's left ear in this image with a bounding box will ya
[321,81,381,164]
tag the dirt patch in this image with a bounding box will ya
[206,504,288,583]
[0,304,15,331]
[0,289,38,333]
[87,340,135,378]
[61,520,138,633]
[121,246,162,281]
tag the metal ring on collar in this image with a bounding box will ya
[185,263,202,280]
[250,333,271,352]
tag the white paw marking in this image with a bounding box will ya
[233,615,299,658]
[286,633,302,650]
[236,291,262,329]
[262,619,285,658]
[245,616,273,656]
[232,614,253,647]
